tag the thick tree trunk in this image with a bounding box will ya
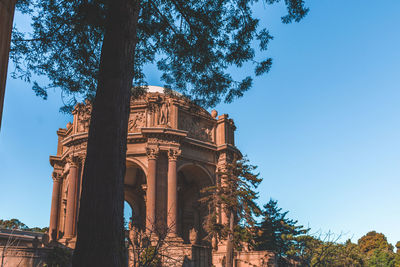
[72,0,140,266]
[0,0,16,130]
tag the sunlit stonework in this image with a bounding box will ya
[48,86,275,266]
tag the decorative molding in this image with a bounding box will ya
[146,147,159,160]
[52,171,62,182]
[168,149,181,161]
[66,155,79,168]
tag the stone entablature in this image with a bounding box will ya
[47,86,274,266]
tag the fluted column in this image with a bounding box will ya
[146,147,159,233]
[64,156,78,238]
[49,171,62,240]
[167,149,180,235]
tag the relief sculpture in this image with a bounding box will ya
[75,101,92,132]
[157,102,169,126]
[179,113,213,142]
[128,111,146,132]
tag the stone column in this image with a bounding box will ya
[146,147,158,233]
[49,171,62,240]
[167,149,180,235]
[64,156,78,238]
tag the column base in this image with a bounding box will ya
[58,236,77,249]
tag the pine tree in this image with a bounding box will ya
[255,199,309,265]
[201,155,262,267]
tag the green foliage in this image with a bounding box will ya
[255,199,309,261]
[0,218,49,233]
[367,249,395,267]
[139,246,161,267]
[30,226,49,233]
[12,0,308,111]
[45,247,72,267]
[277,230,397,267]
[201,156,262,248]
[357,231,396,267]
[358,231,394,256]
[0,218,28,230]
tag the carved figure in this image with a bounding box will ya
[128,112,145,132]
[158,102,169,125]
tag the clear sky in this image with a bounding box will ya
[1,0,400,246]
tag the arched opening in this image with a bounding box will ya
[177,164,213,244]
[124,201,133,230]
[124,160,146,232]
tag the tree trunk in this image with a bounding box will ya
[226,211,234,267]
[0,0,16,130]
[72,0,140,266]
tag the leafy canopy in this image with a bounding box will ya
[11,0,308,111]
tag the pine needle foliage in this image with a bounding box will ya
[11,0,308,111]
[254,199,309,262]
[201,155,262,249]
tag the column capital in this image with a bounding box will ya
[146,147,159,160]
[168,149,181,161]
[52,171,62,182]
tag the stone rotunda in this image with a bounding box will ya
[48,86,275,266]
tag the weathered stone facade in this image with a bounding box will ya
[48,86,275,266]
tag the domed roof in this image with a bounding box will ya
[145,85,182,96]
[147,85,166,94]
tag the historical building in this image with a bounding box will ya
[48,86,275,266]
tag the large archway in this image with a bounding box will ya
[177,163,214,244]
[124,160,146,232]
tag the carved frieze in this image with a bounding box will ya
[147,135,180,147]
[179,112,213,142]
[128,111,146,132]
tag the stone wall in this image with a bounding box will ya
[0,247,50,267]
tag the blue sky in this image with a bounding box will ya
[1,0,400,246]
